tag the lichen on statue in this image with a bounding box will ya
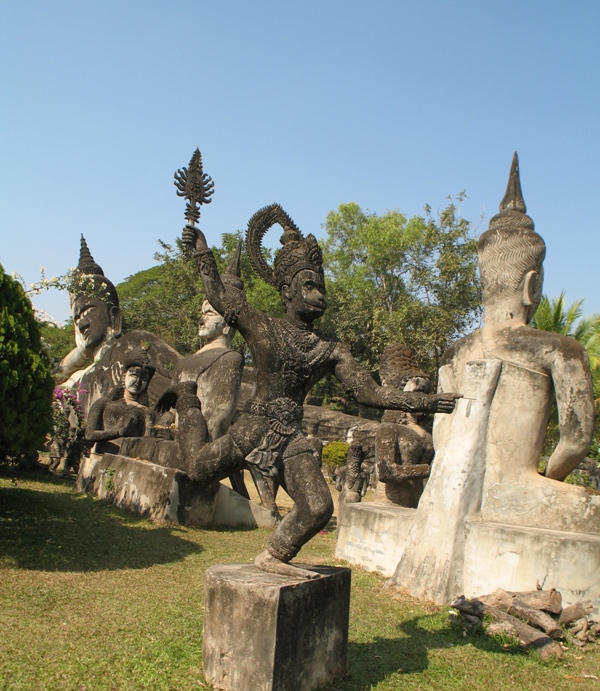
[56,236,181,417]
[171,194,460,580]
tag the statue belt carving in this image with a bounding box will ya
[243,397,305,477]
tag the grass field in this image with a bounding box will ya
[0,471,598,690]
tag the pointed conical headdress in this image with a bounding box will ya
[478,153,545,300]
[483,152,535,237]
[221,240,244,290]
[70,235,119,307]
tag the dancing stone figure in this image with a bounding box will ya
[173,198,460,579]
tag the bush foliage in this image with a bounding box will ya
[0,263,54,462]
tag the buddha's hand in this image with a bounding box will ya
[182,225,208,255]
[425,392,462,414]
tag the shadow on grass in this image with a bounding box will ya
[0,473,202,572]
[338,616,525,690]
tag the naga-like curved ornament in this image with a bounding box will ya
[245,203,302,288]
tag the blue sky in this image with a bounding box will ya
[1,1,598,324]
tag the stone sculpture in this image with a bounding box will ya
[171,150,460,579]
[85,348,155,454]
[56,237,180,416]
[374,345,434,507]
[390,153,600,607]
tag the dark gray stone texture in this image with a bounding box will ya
[203,564,351,691]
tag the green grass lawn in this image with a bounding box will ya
[0,471,598,691]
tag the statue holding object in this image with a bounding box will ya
[170,149,461,579]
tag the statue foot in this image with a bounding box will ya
[254,549,319,580]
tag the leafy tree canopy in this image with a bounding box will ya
[0,263,54,462]
[117,233,280,356]
[319,197,481,378]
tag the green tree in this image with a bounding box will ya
[38,320,75,367]
[117,233,280,356]
[320,197,481,379]
[0,263,54,463]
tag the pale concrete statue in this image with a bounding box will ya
[85,348,156,453]
[56,236,180,416]
[374,345,434,508]
[172,247,244,443]
[391,153,600,608]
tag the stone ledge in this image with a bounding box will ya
[76,453,276,528]
[335,501,415,577]
[463,519,600,614]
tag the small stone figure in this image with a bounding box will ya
[336,434,375,505]
[374,345,434,508]
[173,174,459,579]
[85,349,156,453]
[56,236,180,415]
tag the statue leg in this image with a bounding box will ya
[255,450,333,579]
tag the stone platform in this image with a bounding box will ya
[203,563,351,691]
[463,520,600,615]
[335,502,414,577]
[335,502,600,613]
[76,453,276,528]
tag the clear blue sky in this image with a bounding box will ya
[1,1,598,324]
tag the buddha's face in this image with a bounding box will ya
[198,300,226,341]
[283,269,327,322]
[124,366,150,397]
[72,296,112,351]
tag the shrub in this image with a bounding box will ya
[321,441,349,470]
[0,263,54,463]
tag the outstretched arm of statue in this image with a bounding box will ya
[545,346,595,481]
[55,345,93,383]
[182,225,250,330]
[333,344,461,414]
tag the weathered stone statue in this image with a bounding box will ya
[56,237,180,416]
[172,246,244,442]
[374,345,434,508]
[172,191,459,578]
[390,153,600,606]
[85,348,155,453]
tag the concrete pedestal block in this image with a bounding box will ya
[335,502,415,577]
[463,519,600,615]
[203,564,351,691]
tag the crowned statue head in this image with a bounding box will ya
[246,204,326,323]
[478,153,546,325]
[69,235,123,354]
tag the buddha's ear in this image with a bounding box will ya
[109,305,123,337]
[222,324,231,337]
[523,270,540,307]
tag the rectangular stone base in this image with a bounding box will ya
[464,519,600,615]
[335,502,415,577]
[76,453,276,528]
[203,564,351,691]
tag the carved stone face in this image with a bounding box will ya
[284,269,327,321]
[72,295,113,351]
[403,376,431,394]
[198,300,226,341]
[124,366,150,397]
